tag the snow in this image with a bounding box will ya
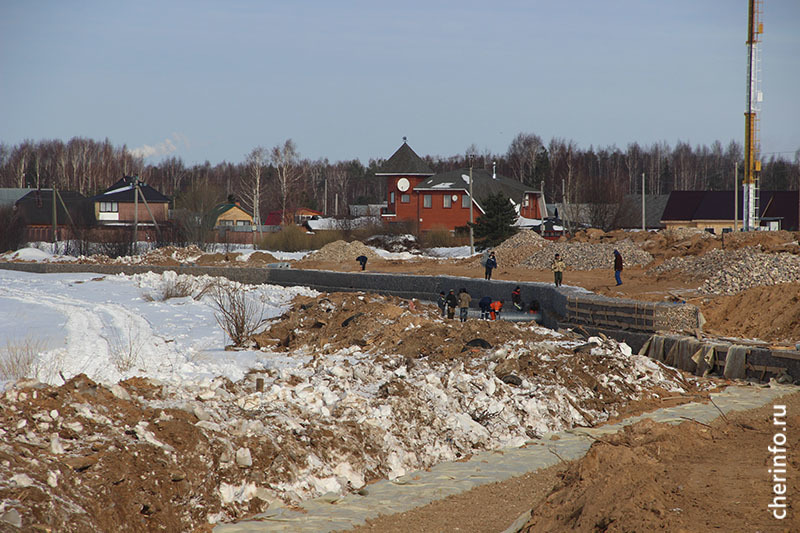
[0,247,76,263]
[0,264,707,510]
[0,269,316,390]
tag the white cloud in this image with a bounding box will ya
[131,133,190,159]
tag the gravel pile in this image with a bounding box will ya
[700,250,800,295]
[522,239,653,271]
[488,230,547,267]
[300,240,381,263]
[651,248,800,295]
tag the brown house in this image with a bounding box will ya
[89,177,170,226]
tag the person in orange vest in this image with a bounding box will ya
[489,299,503,320]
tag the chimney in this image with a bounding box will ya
[492,161,496,179]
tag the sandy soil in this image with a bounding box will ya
[345,390,800,532]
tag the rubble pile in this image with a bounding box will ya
[522,239,653,270]
[650,248,800,294]
[488,230,548,267]
[699,250,800,295]
[0,291,713,532]
[299,240,382,264]
[364,234,421,254]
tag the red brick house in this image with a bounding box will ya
[378,142,547,232]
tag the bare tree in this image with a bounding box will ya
[271,139,301,224]
[240,146,268,231]
[507,133,544,185]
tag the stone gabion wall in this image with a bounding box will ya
[0,262,700,333]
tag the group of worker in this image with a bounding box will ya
[437,286,541,322]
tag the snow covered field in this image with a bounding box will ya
[0,268,316,390]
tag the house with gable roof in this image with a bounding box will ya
[89,176,170,227]
[377,141,547,232]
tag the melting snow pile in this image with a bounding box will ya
[0,269,712,530]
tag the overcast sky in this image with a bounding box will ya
[1,0,798,165]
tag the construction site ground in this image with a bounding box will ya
[2,227,799,532]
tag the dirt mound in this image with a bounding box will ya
[252,292,554,362]
[699,282,800,343]
[522,393,800,532]
[299,240,382,264]
[0,374,225,532]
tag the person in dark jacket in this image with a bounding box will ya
[478,296,492,320]
[484,252,497,280]
[445,289,458,319]
[436,291,446,317]
[356,255,368,271]
[511,286,523,311]
[613,249,623,286]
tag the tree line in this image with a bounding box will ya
[1,135,797,225]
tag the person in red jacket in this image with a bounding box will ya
[613,249,623,286]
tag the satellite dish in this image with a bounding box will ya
[397,178,410,192]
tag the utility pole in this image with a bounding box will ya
[51,186,57,246]
[734,162,739,231]
[469,155,475,255]
[641,173,646,231]
[133,176,139,253]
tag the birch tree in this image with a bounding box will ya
[241,146,268,230]
[271,139,300,224]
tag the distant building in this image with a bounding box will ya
[89,176,170,227]
[208,200,254,229]
[661,190,799,233]
[14,189,90,241]
[377,142,546,232]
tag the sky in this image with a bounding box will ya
[1,0,798,166]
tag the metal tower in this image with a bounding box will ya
[743,0,764,231]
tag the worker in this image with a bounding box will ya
[511,286,523,311]
[436,291,446,317]
[551,253,565,287]
[356,255,368,271]
[478,296,492,320]
[484,251,498,280]
[457,288,471,322]
[614,249,623,286]
[489,299,503,321]
[445,289,458,320]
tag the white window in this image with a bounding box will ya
[443,195,452,208]
[99,201,118,212]
[401,194,410,203]
[220,219,234,226]
[423,195,432,208]
[461,194,470,208]
[236,220,249,226]
[390,191,395,204]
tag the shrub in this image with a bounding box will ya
[208,282,268,347]
[0,337,46,381]
[257,224,344,252]
[142,276,195,302]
